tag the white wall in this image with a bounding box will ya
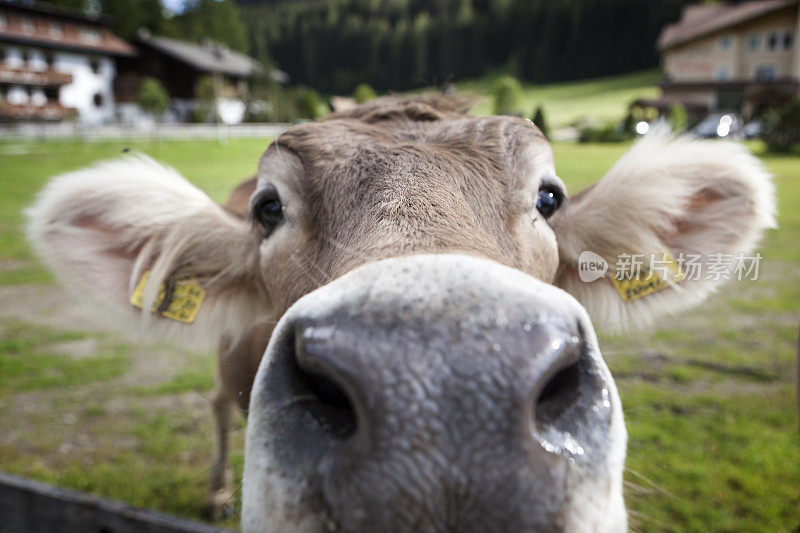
[0,45,117,124]
[53,52,116,124]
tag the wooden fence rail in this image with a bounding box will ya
[0,471,235,533]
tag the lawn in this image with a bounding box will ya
[457,69,662,126]
[0,137,798,531]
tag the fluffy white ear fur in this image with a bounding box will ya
[552,131,777,329]
[26,154,268,349]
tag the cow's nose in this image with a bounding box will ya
[257,293,609,463]
[244,254,622,533]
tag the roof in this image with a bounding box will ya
[0,0,115,26]
[135,31,263,78]
[658,0,800,51]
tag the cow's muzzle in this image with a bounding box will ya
[243,254,627,533]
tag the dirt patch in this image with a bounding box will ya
[0,283,209,387]
[0,282,219,459]
[0,284,101,331]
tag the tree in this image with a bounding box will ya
[175,0,249,53]
[532,105,550,139]
[193,75,217,123]
[137,77,169,120]
[353,83,377,104]
[622,109,637,134]
[492,75,522,115]
[99,0,175,40]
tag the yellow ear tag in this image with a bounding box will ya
[610,252,684,303]
[130,270,205,324]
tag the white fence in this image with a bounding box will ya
[0,122,291,141]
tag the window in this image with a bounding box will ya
[49,22,62,39]
[716,66,731,81]
[755,64,777,81]
[93,93,104,107]
[80,27,101,44]
[768,32,779,50]
[0,48,4,63]
[44,87,58,101]
[31,88,46,107]
[21,16,34,33]
[784,31,794,50]
[720,35,732,49]
[26,48,46,71]
[8,85,30,105]
[90,58,101,74]
[747,34,760,51]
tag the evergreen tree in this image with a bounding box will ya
[532,105,550,139]
[174,0,249,53]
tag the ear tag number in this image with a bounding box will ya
[130,270,205,324]
[610,252,684,303]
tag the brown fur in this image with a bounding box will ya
[204,97,555,518]
[224,176,258,217]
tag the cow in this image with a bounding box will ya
[26,95,775,532]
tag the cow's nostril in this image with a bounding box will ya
[535,360,581,427]
[531,332,608,456]
[289,331,357,440]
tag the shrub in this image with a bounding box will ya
[761,99,800,152]
[295,86,330,120]
[492,75,522,115]
[668,102,688,133]
[578,120,632,143]
[136,77,169,119]
[353,83,377,104]
[531,105,550,139]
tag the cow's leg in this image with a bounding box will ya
[205,382,236,520]
[204,335,238,521]
[205,324,273,520]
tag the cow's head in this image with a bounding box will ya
[27,96,775,532]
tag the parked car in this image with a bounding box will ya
[692,113,744,139]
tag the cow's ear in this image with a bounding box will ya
[27,155,268,349]
[551,132,776,329]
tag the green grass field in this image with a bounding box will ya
[458,69,662,126]
[0,137,797,531]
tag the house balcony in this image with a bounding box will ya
[0,102,74,121]
[0,65,73,87]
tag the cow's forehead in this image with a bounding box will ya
[261,112,554,196]
[274,113,548,156]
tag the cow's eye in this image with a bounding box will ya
[253,186,283,234]
[536,186,563,219]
